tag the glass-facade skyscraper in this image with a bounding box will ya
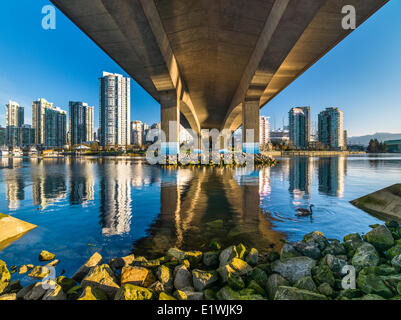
[32,98,67,147]
[318,107,345,150]
[69,101,95,145]
[99,72,131,148]
[289,107,310,149]
[6,100,24,147]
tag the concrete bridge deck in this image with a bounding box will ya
[51,0,389,152]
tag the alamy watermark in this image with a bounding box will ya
[42,5,56,30]
[342,5,356,30]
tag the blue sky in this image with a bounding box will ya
[0,0,399,136]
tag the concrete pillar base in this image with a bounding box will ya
[161,142,179,155]
[242,142,260,154]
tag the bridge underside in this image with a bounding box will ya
[51,0,388,152]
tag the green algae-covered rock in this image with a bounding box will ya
[56,276,77,293]
[336,289,363,300]
[318,283,334,297]
[227,276,245,291]
[217,264,236,283]
[274,286,328,300]
[66,286,83,300]
[0,260,10,294]
[248,267,268,287]
[366,225,394,252]
[209,240,222,251]
[322,240,346,256]
[352,242,380,272]
[387,245,401,260]
[356,273,393,299]
[159,292,176,300]
[357,294,386,300]
[266,274,290,299]
[344,233,362,242]
[245,248,259,266]
[39,250,55,262]
[42,284,67,300]
[203,288,217,300]
[115,284,153,300]
[28,266,50,280]
[321,254,348,278]
[78,286,108,300]
[216,286,241,300]
[247,280,266,296]
[174,287,203,300]
[192,269,218,291]
[167,248,186,261]
[392,254,401,271]
[72,252,103,282]
[184,251,203,266]
[312,264,335,287]
[294,276,318,293]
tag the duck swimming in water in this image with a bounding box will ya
[296,205,314,217]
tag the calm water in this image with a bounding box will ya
[0,155,400,284]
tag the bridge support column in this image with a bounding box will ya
[160,91,180,156]
[242,100,260,154]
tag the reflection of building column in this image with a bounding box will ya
[318,157,345,197]
[31,159,67,209]
[289,157,312,199]
[4,162,24,210]
[69,160,95,205]
[100,162,132,236]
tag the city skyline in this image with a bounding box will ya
[0,1,400,137]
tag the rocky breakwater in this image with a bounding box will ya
[2,221,401,300]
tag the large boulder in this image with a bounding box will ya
[245,248,259,266]
[174,264,192,289]
[391,254,401,271]
[0,293,16,300]
[357,273,393,299]
[387,245,401,260]
[322,240,346,256]
[72,252,103,282]
[321,254,348,278]
[312,265,335,287]
[271,256,316,284]
[293,241,321,260]
[167,248,202,265]
[266,274,290,299]
[23,281,53,300]
[248,268,268,287]
[366,225,394,252]
[192,270,218,291]
[108,254,135,271]
[0,260,10,294]
[81,264,120,299]
[228,258,252,276]
[203,251,219,267]
[274,286,328,300]
[121,266,155,287]
[115,284,153,300]
[352,243,380,272]
[56,276,77,293]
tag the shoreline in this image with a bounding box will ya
[1,221,401,300]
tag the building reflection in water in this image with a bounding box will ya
[31,159,67,209]
[68,159,95,205]
[99,160,133,236]
[2,158,24,210]
[134,167,284,258]
[289,157,313,200]
[318,156,346,197]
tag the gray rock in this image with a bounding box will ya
[81,264,119,299]
[203,251,219,267]
[322,240,346,256]
[174,286,204,300]
[303,231,329,251]
[293,241,322,260]
[322,254,348,277]
[174,265,192,289]
[156,265,173,291]
[318,283,334,297]
[219,246,238,266]
[24,282,51,300]
[271,256,316,284]
[42,283,67,300]
[39,250,55,262]
[245,248,259,266]
[266,274,289,299]
[16,283,35,300]
[391,254,401,271]
[280,244,301,260]
[192,269,218,291]
[352,243,380,272]
[0,293,17,300]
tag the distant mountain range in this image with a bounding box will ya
[348,133,401,146]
